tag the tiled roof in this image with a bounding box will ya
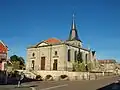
[98,59,116,64]
[44,38,62,44]
[0,40,8,53]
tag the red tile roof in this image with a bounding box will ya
[44,38,62,44]
[0,41,8,53]
[98,59,116,64]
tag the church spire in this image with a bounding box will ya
[71,14,76,30]
[68,14,81,42]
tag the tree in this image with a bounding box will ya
[77,49,83,63]
[87,63,92,71]
[10,55,19,62]
[10,55,25,70]
[72,61,86,72]
[19,57,25,69]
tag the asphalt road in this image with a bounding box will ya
[0,76,120,90]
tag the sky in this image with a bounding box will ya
[0,0,120,62]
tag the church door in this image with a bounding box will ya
[53,59,57,70]
[41,57,45,70]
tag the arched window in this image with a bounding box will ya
[55,51,57,55]
[32,60,35,70]
[74,51,77,62]
[68,49,71,61]
[32,53,35,57]
[85,54,88,64]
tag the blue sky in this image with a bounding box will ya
[0,0,120,62]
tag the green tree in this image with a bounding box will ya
[19,57,25,69]
[10,55,25,70]
[72,61,86,72]
[10,55,19,62]
[87,63,92,71]
[77,49,83,63]
[79,63,86,72]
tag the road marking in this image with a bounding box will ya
[40,84,68,90]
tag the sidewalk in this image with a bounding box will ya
[95,75,118,80]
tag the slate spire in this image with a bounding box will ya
[68,14,81,42]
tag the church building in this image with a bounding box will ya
[26,15,97,71]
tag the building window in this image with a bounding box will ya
[32,53,35,57]
[32,60,35,70]
[55,51,57,55]
[85,54,88,64]
[68,49,71,61]
[74,51,77,62]
[41,57,45,70]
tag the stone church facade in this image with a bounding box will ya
[26,16,97,72]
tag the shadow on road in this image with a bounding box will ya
[0,76,41,85]
[97,83,120,90]
[0,70,42,85]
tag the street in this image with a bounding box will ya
[0,76,120,90]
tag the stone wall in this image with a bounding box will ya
[18,70,115,81]
[29,71,114,81]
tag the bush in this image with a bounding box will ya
[87,63,92,71]
[73,62,86,72]
[72,61,94,72]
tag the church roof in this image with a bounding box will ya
[98,59,116,64]
[44,38,62,44]
[28,39,90,51]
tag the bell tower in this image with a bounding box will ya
[67,14,82,47]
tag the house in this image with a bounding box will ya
[98,59,117,72]
[0,40,8,71]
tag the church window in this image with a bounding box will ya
[68,49,71,61]
[32,53,35,57]
[55,51,57,55]
[32,60,35,70]
[85,54,88,64]
[74,51,77,62]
